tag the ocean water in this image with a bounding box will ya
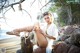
[0,29,16,40]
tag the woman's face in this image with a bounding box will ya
[44,15,51,23]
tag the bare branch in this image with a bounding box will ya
[40,1,50,10]
[22,9,32,20]
[30,0,36,7]
[38,0,42,6]
[1,0,25,9]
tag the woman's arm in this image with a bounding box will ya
[45,35,56,40]
[40,29,56,40]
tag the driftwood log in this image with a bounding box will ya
[21,37,33,53]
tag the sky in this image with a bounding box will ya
[0,0,49,30]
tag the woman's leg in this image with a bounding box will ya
[34,23,48,48]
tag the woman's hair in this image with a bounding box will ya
[43,12,51,17]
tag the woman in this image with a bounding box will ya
[6,12,58,53]
[41,12,58,53]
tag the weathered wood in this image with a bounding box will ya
[21,37,33,53]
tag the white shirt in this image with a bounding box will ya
[41,23,58,53]
[40,23,58,40]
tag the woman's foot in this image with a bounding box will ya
[6,31,20,36]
